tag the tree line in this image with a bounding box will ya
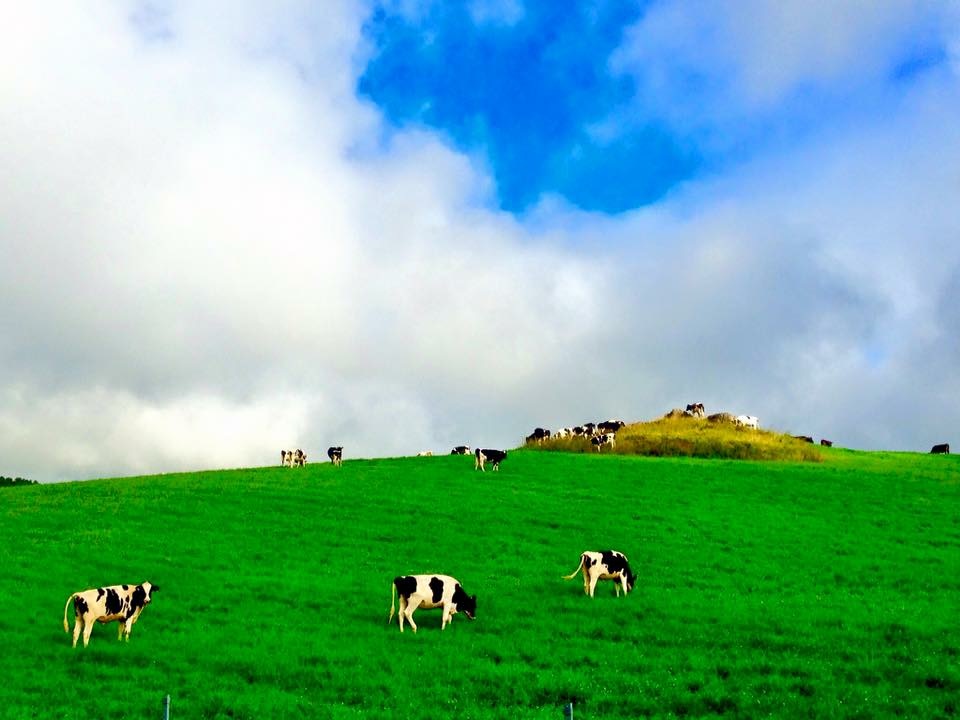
[0,476,38,487]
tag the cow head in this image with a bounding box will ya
[143,582,159,603]
[452,585,477,619]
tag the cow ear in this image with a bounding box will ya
[151,584,160,592]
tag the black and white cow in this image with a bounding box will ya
[474,448,506,471]
[820,439,834,447]
[931,443,950,454]
[388,574,477,633]
[685,403,705,418]
[591,433,616,451]
[525,427,551,444]
[597,420,626,434]
[451,445,471,455]
[281,449,306,467]
[63,582,159,647]
[327,446,343,466]
[563,551,635,598]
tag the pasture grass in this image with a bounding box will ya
[1,449,958,718]
[535,417,824,461]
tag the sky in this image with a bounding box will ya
[2,1,959,482]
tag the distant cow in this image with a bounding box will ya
[793,435,814,444]
[474,448,506,471]
[281,449,306,467]
[554,427,572,439]
[685,403,705,418]
[563,551,635,598]
[63,582,159,648]
[597,420,626,434]
[735,415,759,430]
[582,422,597,436]
[450,445,471,455]
[820,439,833,447]
[930,443,950,454]
[416,450,434,457]
[591,433,616,451]
[526,427,551,444]
[327,446,343,466]
[388,574,477,633]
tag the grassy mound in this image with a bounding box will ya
[532,417,823,461]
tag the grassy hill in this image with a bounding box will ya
[1,449,958,719]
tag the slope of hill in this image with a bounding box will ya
[1,450,957,718]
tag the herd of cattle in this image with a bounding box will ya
[63,550,637,644]
[61,401,953,646]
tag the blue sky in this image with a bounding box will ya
[2,2,960,480]
[358,0,956,215]
[358,1,701,213]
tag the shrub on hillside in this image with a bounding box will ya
[0,476,38,488]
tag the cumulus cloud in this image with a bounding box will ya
[612,0,960,128]
[1,1,959,481]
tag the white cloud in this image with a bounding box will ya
[612,0,959,125]
[1,1,959,481]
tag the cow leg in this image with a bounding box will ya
[117,622,125,641]
[403,604,419,633]
[441,606,453,630]
[72,617,83,648]
[588,574,599,598]
[82,619,95,647]
[397,597,407,632]
[123,618,134,641]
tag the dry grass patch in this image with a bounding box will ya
[535,417,822,462]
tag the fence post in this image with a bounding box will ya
[563,702,574,719]
[163,694,170,720]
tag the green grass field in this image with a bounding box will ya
[1,449,958,719]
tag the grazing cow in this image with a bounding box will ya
[474,448,506,471]
[388,574,477,633]
[820,439,834,447]
[525,427,551,444]
[685,403,705,418]
[281,449,306,467]
[793,435,814,443]
[597,420,626,434]
[416,450,434,457]
[930,443,950,454]
[563,551,635,598]
[450,445,471,455]
[554,427,572,439]
[327,446,343,467]
[735,415,759,430]
[63,582,159,648]
[591,433,616,451]
[572,426,586,436]
[582,423,597,436]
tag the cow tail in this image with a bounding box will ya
[387,580,396,625]
[63,594,75,633]
[562,554,586,580]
